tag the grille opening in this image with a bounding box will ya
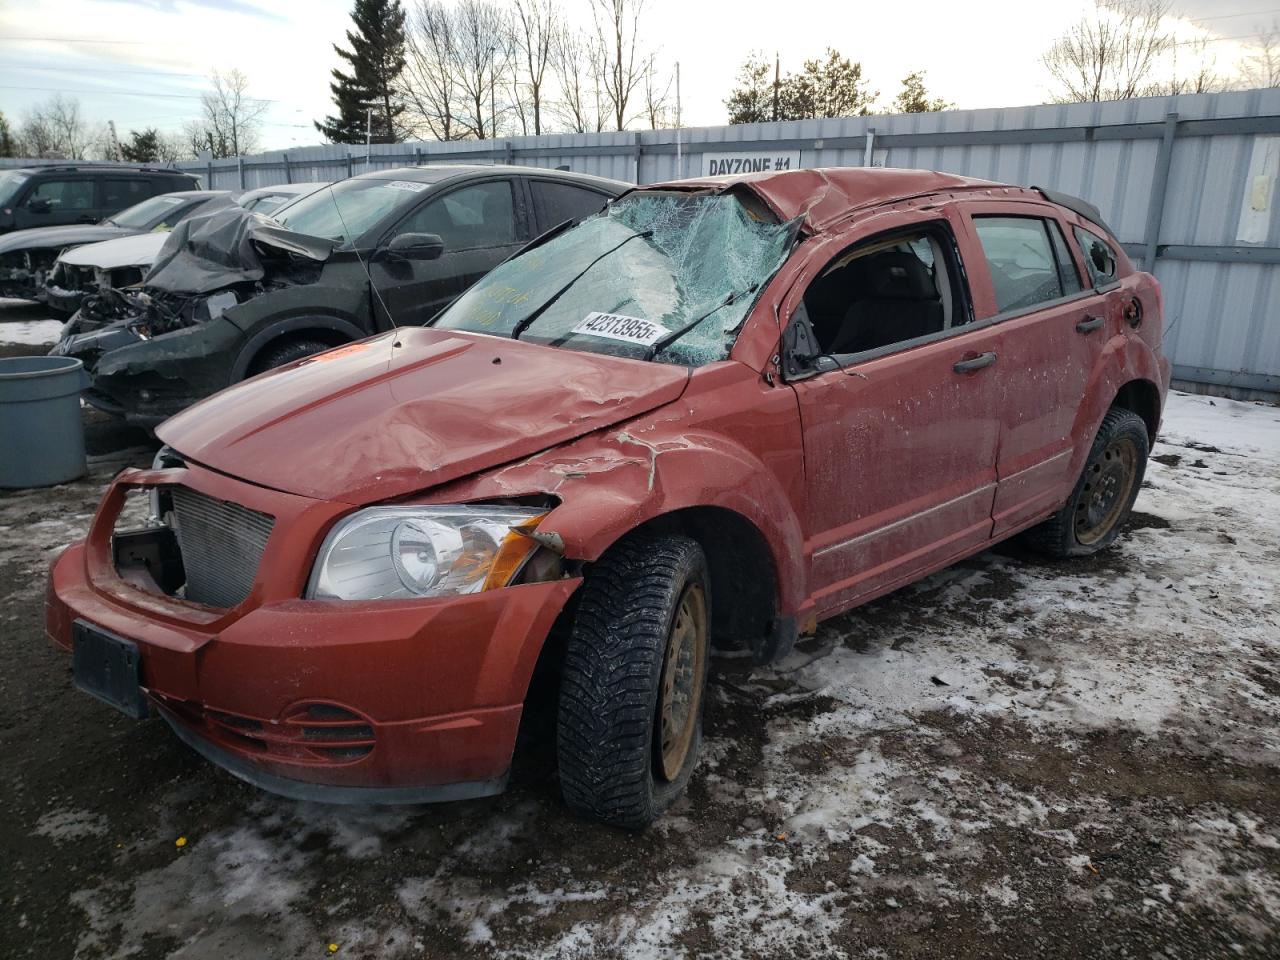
[110,485,274,609]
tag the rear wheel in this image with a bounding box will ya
[1024,407,1149,557]
[247,337,333,377]
[557,533,710,829]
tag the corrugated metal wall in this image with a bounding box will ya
[166,87,1280,397]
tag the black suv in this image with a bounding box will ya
[54,164,628,425]
[0,164,199,235]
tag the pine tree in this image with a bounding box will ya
[120,128,162,162]
[0,111,15,158]
[893,71,951,114]
[315,0,407,144]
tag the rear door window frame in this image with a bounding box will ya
[380,177,528,253]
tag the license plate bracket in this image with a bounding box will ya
[72,620,149,719]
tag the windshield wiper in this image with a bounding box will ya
[501,216,579,266]
[645,285,758,361]
[510,229,653,341]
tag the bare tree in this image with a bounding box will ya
[185,69,268,157]
[452,0,513,140]
[1240,20,1280,89]
[399,0,464,140]
[1155,35,1225,96]
[511,0,557,135]
[591,0,653,130]
[642,61,672,129]
[1043,0,1174,102]
[16,95,96,159]
[550,26,605,133]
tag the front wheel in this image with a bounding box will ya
[247,337,334,377]
[557,533,710,829]
[1024,407,1150,557]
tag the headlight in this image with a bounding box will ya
[307,505,548,601]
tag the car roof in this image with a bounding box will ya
[7,164,196,177]
[162,190,230,200]
[640,167,1014,232]
[353,164,627,193]
[239,182,329,198]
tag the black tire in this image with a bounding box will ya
[247,338,333,377]
[557,533,710,829]
[1024,407,1150,558]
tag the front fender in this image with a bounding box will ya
[1069,329,1167,476]
[430,395,807,619]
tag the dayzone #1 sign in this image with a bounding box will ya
[703,150,802,177]
[571,312,671,347]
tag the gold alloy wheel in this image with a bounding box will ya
[1075,435,1138,546]
[657,581,708,782]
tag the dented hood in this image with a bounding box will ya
[145,207,334,295]
[157,326,691,504]
[61,231,168,270]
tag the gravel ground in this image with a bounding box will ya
[2,301,1279,959]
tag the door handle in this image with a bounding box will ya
[953,351,997,374]
[1076,315,1104,333]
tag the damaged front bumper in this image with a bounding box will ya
[53,312,244,426]
[45,460,580,802]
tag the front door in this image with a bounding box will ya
[373,178,526,328]
[13,176,97,230]
[961,206,1111,536]
[784,214,1002,617]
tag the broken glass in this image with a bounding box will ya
[433,191,794,366]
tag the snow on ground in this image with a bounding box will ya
[0,318,64,346]
[9,391,1280,959]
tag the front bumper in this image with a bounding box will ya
[54,318,244,426]
[45,460,580,802]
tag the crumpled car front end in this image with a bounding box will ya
[53,209,333,425]
[0,246,60,300]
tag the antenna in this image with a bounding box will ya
[323,185,397,330]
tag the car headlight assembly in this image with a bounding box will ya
[307,506,548,601]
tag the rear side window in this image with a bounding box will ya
[530,179,609,228]
[397,180,516,251]
[974,216,1078,313]
[1073,225,1118,287]
[30,178,95,210]
[102,178,151,208]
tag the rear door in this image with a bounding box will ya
[372,177,528,327]
[959,203,1109,536]
[784,209,1003,616]
[99,177,152,220]
[528,177,613,231]
[12,176,97,229]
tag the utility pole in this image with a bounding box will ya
[773,53,781,122]
[365,106,372,169]
[488,45,497,144]
[107,120,121,162]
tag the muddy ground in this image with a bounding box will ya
[2,302,1278,959]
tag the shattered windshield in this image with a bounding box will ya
[273,179,425,246]
[0,171,30,207]
[106,194,189,230]
[433,192,794,366]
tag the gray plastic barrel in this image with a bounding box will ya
[0,356,89,488]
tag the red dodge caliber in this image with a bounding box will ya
[47,168,1170,827]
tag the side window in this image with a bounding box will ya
[801,225,965,356]
[1073,225,1118,287]
[101,178,151,208]
[1047,220,1083,296]
[530,179,609,227]
[973,216,1068,313]
[29,179,95,211]
[395,181,516,251]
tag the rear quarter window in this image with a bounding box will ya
[1073,225,1119,287]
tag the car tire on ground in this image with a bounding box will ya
[1024,406,1150,558]
[248,338,333,376]
[557,533,711,829]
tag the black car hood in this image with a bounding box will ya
[0,224,137,254]
[145,207,334,295]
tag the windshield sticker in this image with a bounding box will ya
[571,312,671,347]
[385,180,428,193]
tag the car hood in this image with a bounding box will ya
[157,326,691,505]
[61,231,168,269]
[0,224,136,253]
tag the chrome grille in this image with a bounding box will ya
[169,487,274,608]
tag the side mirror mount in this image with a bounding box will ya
[27,198,52,214]
[384,232,444,262]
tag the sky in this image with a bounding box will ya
[0,0,1275,153]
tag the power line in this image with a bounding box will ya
[0,84,277,103]
[1,63,206,80]
[1188,7,1280,25]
